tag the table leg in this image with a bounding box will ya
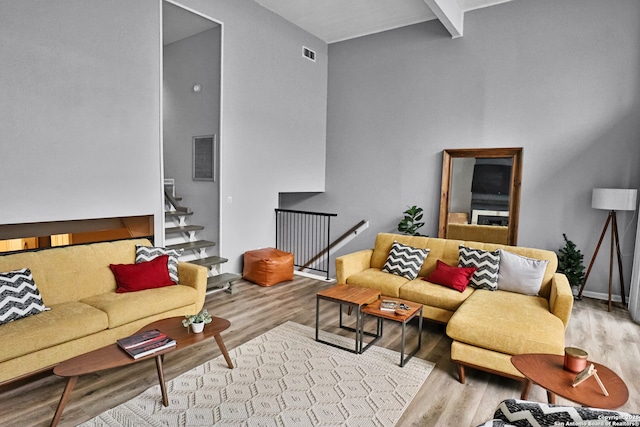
[520,379,532,400]
[155,355,169,407]
[547,390,556,404]
[50,375,78,427]
[355,307,360,353]
[418,307,423,349]
[315,296,320,341]
[215,333,234,369]
[399,321,409,367]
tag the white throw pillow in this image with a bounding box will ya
[497,249,549,296]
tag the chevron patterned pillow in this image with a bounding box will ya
[382,241,429,280]
[491,399,637,427]
[0,268,50,325]
[136,245,183,283]
[458,245,500,290]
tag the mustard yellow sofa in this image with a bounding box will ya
[0,238,208,385]
[335,232,573,382]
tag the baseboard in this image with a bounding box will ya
[294,270,335,282]
[577,289,626,305]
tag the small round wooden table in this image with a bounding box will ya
[511,353,629,409]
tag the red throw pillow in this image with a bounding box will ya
[423,260,476,292]
[110,255,175,293]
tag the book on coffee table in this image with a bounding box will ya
[380,300,398,311]
[117,329,176,359]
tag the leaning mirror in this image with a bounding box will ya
[438,148,522,245]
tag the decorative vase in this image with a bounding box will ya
[191,322,205,333]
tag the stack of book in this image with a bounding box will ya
[117,329,176,359]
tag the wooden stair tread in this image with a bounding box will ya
[207,273,241,289]
[165,225,205,234]
[188,256,228,267]
[165,211,193,218]
[167,240,216,251]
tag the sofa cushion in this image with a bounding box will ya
[498,249,549,296]
[446,290,565,355]
[346,268,409,298]
[81,285,198,328]
[382,241,429,280]
[110,255,175,293]
[425,260,476,292]
[370,233,461,277]
[135,244,183,283]
[0,268,50,325]
[400,278,474,312]
[0,238,153,305]
[459,245,500,291]
[0,301,108,363]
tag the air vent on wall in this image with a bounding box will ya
[302,46,316,62]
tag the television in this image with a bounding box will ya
[471,164,511,195]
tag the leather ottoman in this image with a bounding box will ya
[243,248,294,286]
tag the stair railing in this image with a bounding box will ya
[164,189,189,213]
[275,209,337,280]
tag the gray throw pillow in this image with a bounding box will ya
[497,249,548,296]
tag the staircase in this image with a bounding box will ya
[164,181,240,294]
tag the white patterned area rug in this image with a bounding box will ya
[80,321,434,427]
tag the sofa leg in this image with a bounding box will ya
[457,363,466,384]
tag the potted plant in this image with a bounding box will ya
[397,205,425,236]
[557,234,586,297]
[182,308,212,333]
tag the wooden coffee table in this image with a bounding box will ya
[361,298,423,367]
[511,353,629,409]
[50,316,233,427]
[315,284,381,353]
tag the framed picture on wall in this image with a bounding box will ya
[192,135,216,182]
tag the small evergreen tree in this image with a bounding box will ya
[557,233,586,291]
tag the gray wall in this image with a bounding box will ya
[281,0,640,299]
[0,0,329,275]
[164,27,221,250]
[0,0,163,234]
[175,0,329,272]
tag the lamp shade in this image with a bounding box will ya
[592,188,638,211]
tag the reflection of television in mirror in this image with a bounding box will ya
[471,164,511,195]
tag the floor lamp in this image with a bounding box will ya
[578,188,638,311]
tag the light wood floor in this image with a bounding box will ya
[0,276,638,427]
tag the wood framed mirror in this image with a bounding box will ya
[438,148,522,245]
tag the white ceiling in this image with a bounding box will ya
[252,0,512,43]
[163,2,218,46]
[162,0,512,47]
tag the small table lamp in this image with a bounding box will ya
[578,188,638,311]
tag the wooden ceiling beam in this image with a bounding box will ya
[423,0,464,38]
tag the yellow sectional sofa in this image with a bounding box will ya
[335,232,574,382]
[0,238,208,385]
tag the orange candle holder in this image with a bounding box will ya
[564,347,588,373]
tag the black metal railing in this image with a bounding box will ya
[275,209,337,280]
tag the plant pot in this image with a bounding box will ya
[191,322,205,333]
